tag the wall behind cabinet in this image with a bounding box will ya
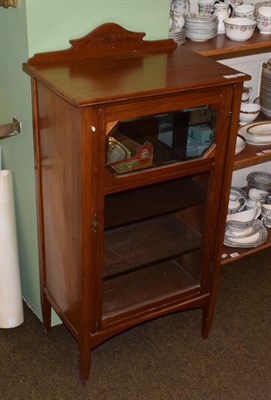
[0,0,170,324]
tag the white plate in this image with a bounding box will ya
[247,121,271,136]
[224,220,268,248]
[238,123,271,145]
[247,171,271,187]
[107,138,131,164]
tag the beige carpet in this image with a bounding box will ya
[1,248,271,400]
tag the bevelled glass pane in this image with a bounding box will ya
[106,105,217,174]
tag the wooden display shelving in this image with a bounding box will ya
[187,35,271,267]
[184,31,271,59]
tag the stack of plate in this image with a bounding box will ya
[169,28,186,45]
[247,171,271,192]
[238,121,271,146]
[184,13,218,42]
[259,58,271,117]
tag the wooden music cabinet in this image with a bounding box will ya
[23,23,249,384]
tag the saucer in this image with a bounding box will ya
[225,225,254,238]
[224,220,267,248]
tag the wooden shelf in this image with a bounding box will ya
[104,214,201,279]
[234,114,271,170]
[105,177,206,228]
[221,226,271,265]
[183,31,271,59]
[234,142,271,170]
[102,259,199,318]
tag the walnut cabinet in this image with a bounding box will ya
[23,23,249,383]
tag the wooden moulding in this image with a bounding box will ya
[0,0,17,8]
[26,22,177,65]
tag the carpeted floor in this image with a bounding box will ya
[1,248,271,400]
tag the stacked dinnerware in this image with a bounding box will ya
[184,13,218,41]
[224,186,268,248]
[169,10,186,44]
[259,59,271,117]
[247,171,271,196]
[238,121,271,146]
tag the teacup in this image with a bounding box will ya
[239,103,261,125]
[248,188,269,203]
[171,0,190,14]
[224,0,243,9]
[198,0,218,14]
[226,206,259,230]
[233,4,255,19]
[248,188,262,201]
[246,198,259,209]
[228,194,246,214]
[258,190,270,203]
[241,86,253,103]
[261,204,271,227]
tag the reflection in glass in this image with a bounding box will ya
[106,105,217,174]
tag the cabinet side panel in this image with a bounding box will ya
[37,83,82,332]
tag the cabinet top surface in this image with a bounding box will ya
[23,23,249,107]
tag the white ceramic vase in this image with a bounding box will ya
[213,3,231,34]
[0,170,24,328]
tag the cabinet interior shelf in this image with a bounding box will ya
[104,177,206,228]
[104,213,201,279]
[102,259,200,318]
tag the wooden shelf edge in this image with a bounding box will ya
[184,32,271,59]
[90,291,208,349]
[220,228,271,265]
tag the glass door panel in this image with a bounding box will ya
[106,106,217,175]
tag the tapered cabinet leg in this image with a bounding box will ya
[78,337,92,385]
[202,265,222,338]
[41,292,52,333]
[202,305,215,339]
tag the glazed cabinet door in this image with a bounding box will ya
[92,86,237,339]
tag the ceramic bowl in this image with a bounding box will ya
[224,17,257,41]
[233,4,256,19]
[241,86,253,103]
[261,203,271,217]
[226,207,258,230]
[257,7,271,33]
[261,204,271,226]
[257,5,271,17]
[239,103,261,125]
